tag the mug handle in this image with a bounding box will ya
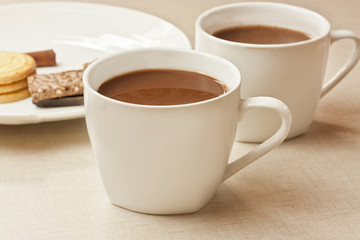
[321,30,360,97]
[223,96,291,180]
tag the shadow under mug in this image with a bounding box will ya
[196,2,360,142]
[83,48,291,214]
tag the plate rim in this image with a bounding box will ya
[0,1,191,125]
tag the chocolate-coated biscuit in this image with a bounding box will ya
[33,95,83,108]
[27,70,84,107]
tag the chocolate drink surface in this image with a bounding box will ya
[213,25,310,44]
[98,69,228,105]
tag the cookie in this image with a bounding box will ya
[0,51,36,84]
[0,88,30,103]
[27,69,84,106]
[0,78,28,94]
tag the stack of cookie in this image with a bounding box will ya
[0,52,36,103]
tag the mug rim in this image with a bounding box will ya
[83,48,241,109]
[196,1,331,48]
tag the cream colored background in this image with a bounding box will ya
[1,0,360,239]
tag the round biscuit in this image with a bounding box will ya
[0,78,28,94]
[0,51,36,84]
[0,88,30,103]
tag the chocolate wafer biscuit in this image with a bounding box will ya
[27,70,84,107]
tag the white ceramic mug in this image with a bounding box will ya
[83,48,291,214]
[196,2,360,142]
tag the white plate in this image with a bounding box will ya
[0,2,191,125]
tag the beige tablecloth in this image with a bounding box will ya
[1,0,360,239]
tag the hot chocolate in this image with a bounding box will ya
[98,69,228,105]
[213,25,310,44]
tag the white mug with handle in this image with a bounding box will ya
[84,48,291,214]
[196,2,360,142]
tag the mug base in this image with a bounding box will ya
[110,199,211,215]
